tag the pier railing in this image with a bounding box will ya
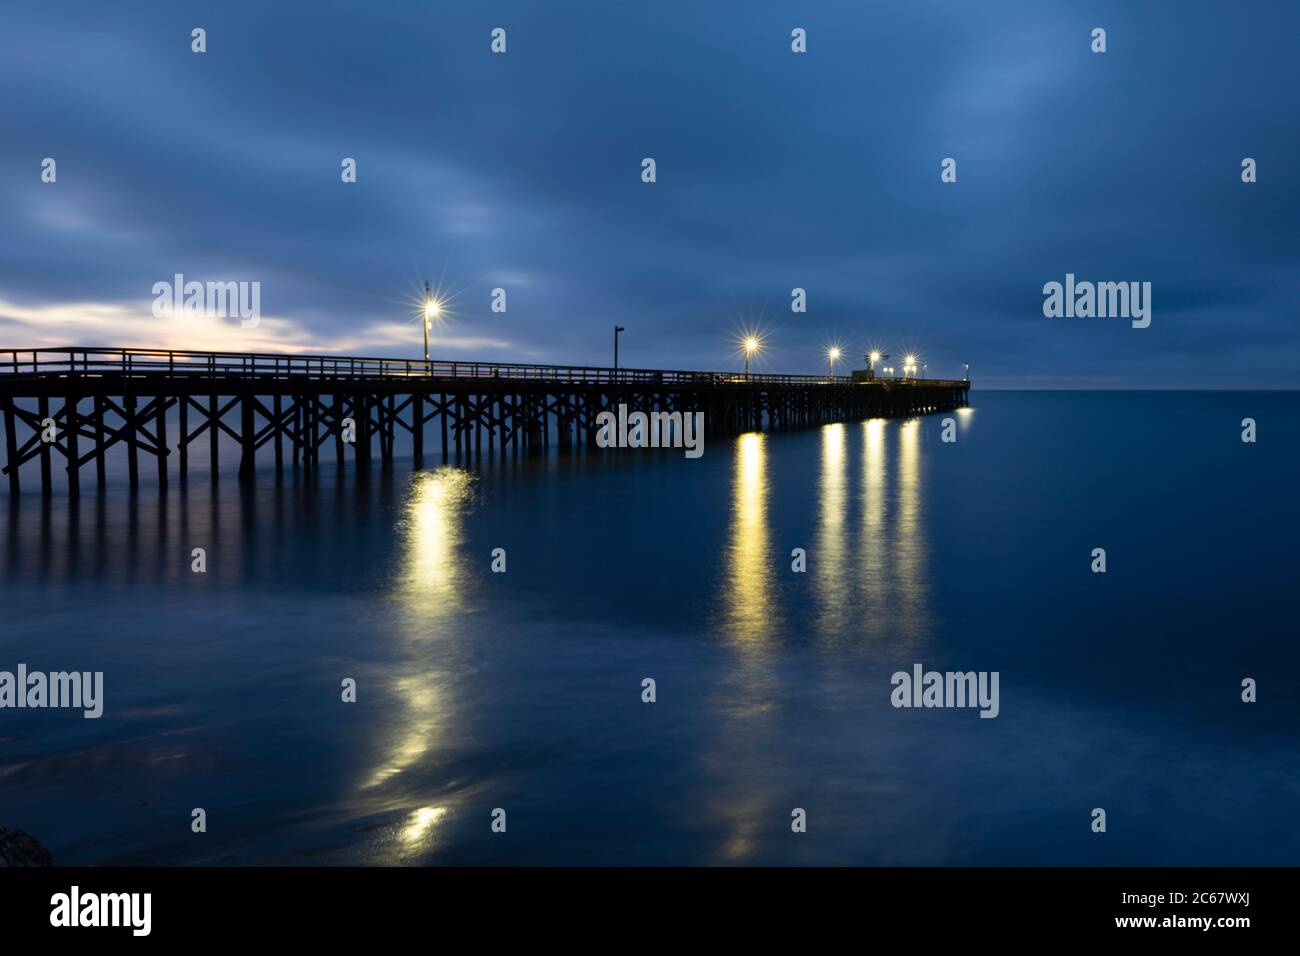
[0,347,964,387]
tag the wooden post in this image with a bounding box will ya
[238,394,255,483]
[301,396,313,472]
[385,393,396,462]
[306,395,318,468]
[209,394,219,481]
[155,395,168,490]
[355,394,369,466]
[4,400,19,495]
[179,394,189,478]
[439,392,448,462]
[474,394,482,457]
[412,393,424,468]
[454,394,463,458]
[501,394,509,452]
[334,394,344,467]
[300,397,311,481]
[95,394,106,488]
[293,396,302,467]
[125,393,139,491]
[64,394,80,498]
[38,395,51,495]
[522,394,531,453]
[274,392,283,476]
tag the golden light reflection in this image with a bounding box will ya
[717,805,763,862]
[893,419,931,645]
[954,406,974,434]
[860,419,888,627]
[721,432,777,647]
[814,423,850,636]
[364,675,441,789]
[704,420,937,861]
[400,805,448,847]
[363,468,474,792]
[708,433,784,862]
[394,468,473,613]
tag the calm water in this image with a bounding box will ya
[2,391,1298,865]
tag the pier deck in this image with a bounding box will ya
[0,347,970,495]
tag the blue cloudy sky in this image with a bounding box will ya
[1,1,1296,387]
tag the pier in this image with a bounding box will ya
[0,347,969,495]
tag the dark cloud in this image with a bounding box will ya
[0,0,1295,385]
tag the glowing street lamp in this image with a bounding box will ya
[903,354,916,379]
[867,350,889,380]
[827,346,841,381]
[744,335,761,377]
[422,280,442,365]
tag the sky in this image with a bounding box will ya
[1,0,1296,388]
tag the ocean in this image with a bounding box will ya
[2,390,1298,865]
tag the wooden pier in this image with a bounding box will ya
[0,347,969,495]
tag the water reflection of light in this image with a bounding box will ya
[954,406,974,436]
[860,419,888,627]
[397,468,474,616]
[709,433,784,862]
[718,804,763,862]
[364,468,473,792]
[365,675,442,789]
[722,432,776,647]
[400,805,448,847]
[893,420,930,644]
[814,424,849,636]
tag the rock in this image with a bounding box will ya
[0,826,54,866]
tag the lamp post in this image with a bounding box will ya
[744,336,759,378]
[827,346,841,382]
[422,281,441,367]
[868,350,889,381]
[614,325,625,378]
[964,362,970,382]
